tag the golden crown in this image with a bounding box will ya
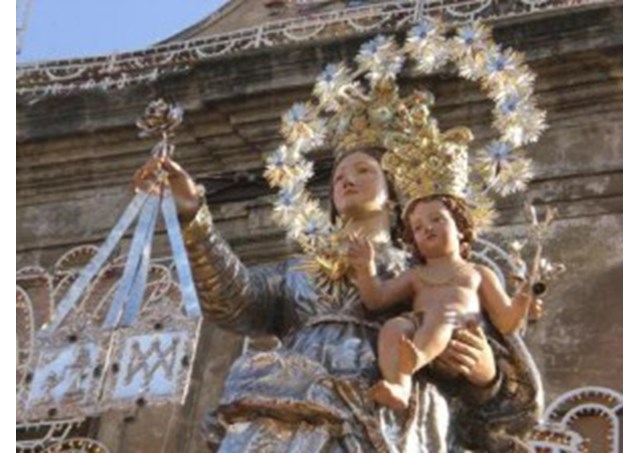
[322,76,492,225]
[327,79,474,197]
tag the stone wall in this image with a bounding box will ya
[16,4,622,451]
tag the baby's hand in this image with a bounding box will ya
[347,235,375,276]
[528,297,544,321]
[513,285,544,322]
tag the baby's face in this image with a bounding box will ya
[408,200,461,259]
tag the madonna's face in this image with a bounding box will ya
[332,151,390,220]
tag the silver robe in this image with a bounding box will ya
[183,204,540,453]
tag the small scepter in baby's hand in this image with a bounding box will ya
[508,202,566,334]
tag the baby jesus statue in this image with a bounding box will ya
[348,194,538,411]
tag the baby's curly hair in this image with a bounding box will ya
[402,194,476,261]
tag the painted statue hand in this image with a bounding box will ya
[433,322,496,387]
[133,157,201,220]
[133,156,165,195]
[528,297,544,321]
[160,157,202,220]
[513,284,545,322]
[346,234,375,277]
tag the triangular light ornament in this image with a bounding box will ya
[17,99,202,422]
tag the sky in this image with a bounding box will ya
[17,0,228,63]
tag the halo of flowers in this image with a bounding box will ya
[264,19,547,260]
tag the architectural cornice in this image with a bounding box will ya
[16,0,617,98]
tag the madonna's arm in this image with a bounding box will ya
[182,201,286,336]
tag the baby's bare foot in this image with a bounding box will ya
[369,380,411,411]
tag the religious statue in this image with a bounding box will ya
[136,19,548,452]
